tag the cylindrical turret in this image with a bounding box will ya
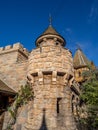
[26,25,76,130]
[28,25,74,76]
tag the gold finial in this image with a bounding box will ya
[49,14,52,26]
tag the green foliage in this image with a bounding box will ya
[6,84,34,130]
[6,125,13,130]
[7,107,16,120]
[15,84,34,107]
[80,67,98,129]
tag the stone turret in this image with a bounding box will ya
[36,25,66,47]
[26,25,78,130]
[73,49,90,82]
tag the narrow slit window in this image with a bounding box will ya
[57,98,62,114]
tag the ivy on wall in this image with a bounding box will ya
[6,84,34,130]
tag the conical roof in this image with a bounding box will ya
[42,25,60,36]
[73,49,90,69]
[36,25,66,46]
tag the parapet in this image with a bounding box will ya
[0,42,29,57]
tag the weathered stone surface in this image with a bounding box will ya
[25,36,78,130]
[1,26,80,130]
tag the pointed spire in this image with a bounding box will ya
[73,49,90,69]
[76,43,82,51]
[35,15,66,47]
[49,14,52,26]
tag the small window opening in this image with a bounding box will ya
[72,95,75,113]
[57,98,62,114]
[79,71,81,77]
[56,42,59,45]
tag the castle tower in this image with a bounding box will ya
[73,48,90,82]
[26,24,79,130]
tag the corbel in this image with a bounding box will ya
[38,71,43,85]
[52,71,57,84]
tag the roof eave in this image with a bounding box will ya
[35,34,66,47]
[74,65,88,69]
[0,90,17,95]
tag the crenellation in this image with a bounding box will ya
[0,47,4,51]
[13,42,23,49]
[0,43,29,58]
[0,42,21,52]
[5,45,12,50]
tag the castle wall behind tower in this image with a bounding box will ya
[0,43,29,91]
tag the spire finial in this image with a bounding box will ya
[49,14,52,26]
[76,43,82,51]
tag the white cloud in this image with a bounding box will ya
[88,0,98,24]
[65,28,72,34]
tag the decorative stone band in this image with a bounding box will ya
[0,42,29,57]
[27,71,76,87]
[36,34,65,47]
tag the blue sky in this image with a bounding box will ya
[0,0,98,66]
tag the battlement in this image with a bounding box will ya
[0,42,29,57]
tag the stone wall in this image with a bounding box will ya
[25,39,78,130]
[28,39,74,76]
[0,39,79,130]
[0,43,29,62]
[0,43,29,91]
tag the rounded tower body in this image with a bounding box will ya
[28,25,74,76]
[27,25,77,130]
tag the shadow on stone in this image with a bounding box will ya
[39,108,48,130]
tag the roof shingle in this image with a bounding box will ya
[42,25,60,36]
[73,49,90,69]
[0,79,16,94]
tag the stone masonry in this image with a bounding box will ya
[0,43,29,92]
[0,25,81,130]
